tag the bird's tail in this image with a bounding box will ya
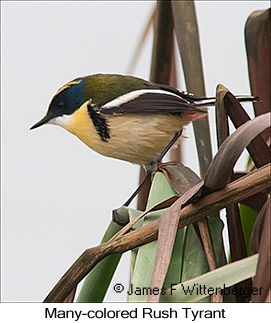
[194,95,260,107]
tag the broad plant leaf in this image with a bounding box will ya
[77,220,125,303]
[180,217,224,303]
[161,254,259,302]
[127,207,144,280]
[128,172,179,302]
[147,174,203,302]
[148,164,224,302]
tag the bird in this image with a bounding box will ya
[30,74,257,204]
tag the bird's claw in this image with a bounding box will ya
[150,161,181,174]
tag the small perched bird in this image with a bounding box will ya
[30,74,256,170]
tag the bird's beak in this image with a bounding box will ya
[29,115,51,130]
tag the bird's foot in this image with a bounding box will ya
[149,161,181,177]
[155,161,181,171]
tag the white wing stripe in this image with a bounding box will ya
[102,89,182,108]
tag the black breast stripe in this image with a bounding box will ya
[87,102,110,142]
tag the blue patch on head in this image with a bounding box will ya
[48,78,87,117]
[63,78,86,114]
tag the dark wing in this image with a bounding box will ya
[157,84,259,103]
[156,84,215,101]
[100,89,208,116]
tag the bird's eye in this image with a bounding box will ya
[58,102,64,108]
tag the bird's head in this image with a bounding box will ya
[30,77,86,130]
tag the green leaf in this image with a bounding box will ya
[239,204,257,256]
[161,254,258,302]
[180,217,224,302]
[76,221,123,303]
[127,207,144,280]
[181,225,209,280]
[128,172,181,301]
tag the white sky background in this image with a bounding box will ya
[1,1,269,302]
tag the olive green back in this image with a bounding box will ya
[83,74,157,105]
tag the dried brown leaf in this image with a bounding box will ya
[215,84,230,148]
[245,9,271,142]
[251,199,271,302]
[250,199,270,254]
[172,0,212,177]
[147,181,203,303]
[159,164,201,195]
[204,112,271,192]
[44,165,270,302]
[223,91,270,168]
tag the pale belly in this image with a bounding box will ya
[61,103,188,165]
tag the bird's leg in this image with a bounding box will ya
[157,130,182,163]
[149,130,182,176]
[112,172,151,225]
[124,130,182,206]
[113,130,182,225]
[123,171,152,207]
